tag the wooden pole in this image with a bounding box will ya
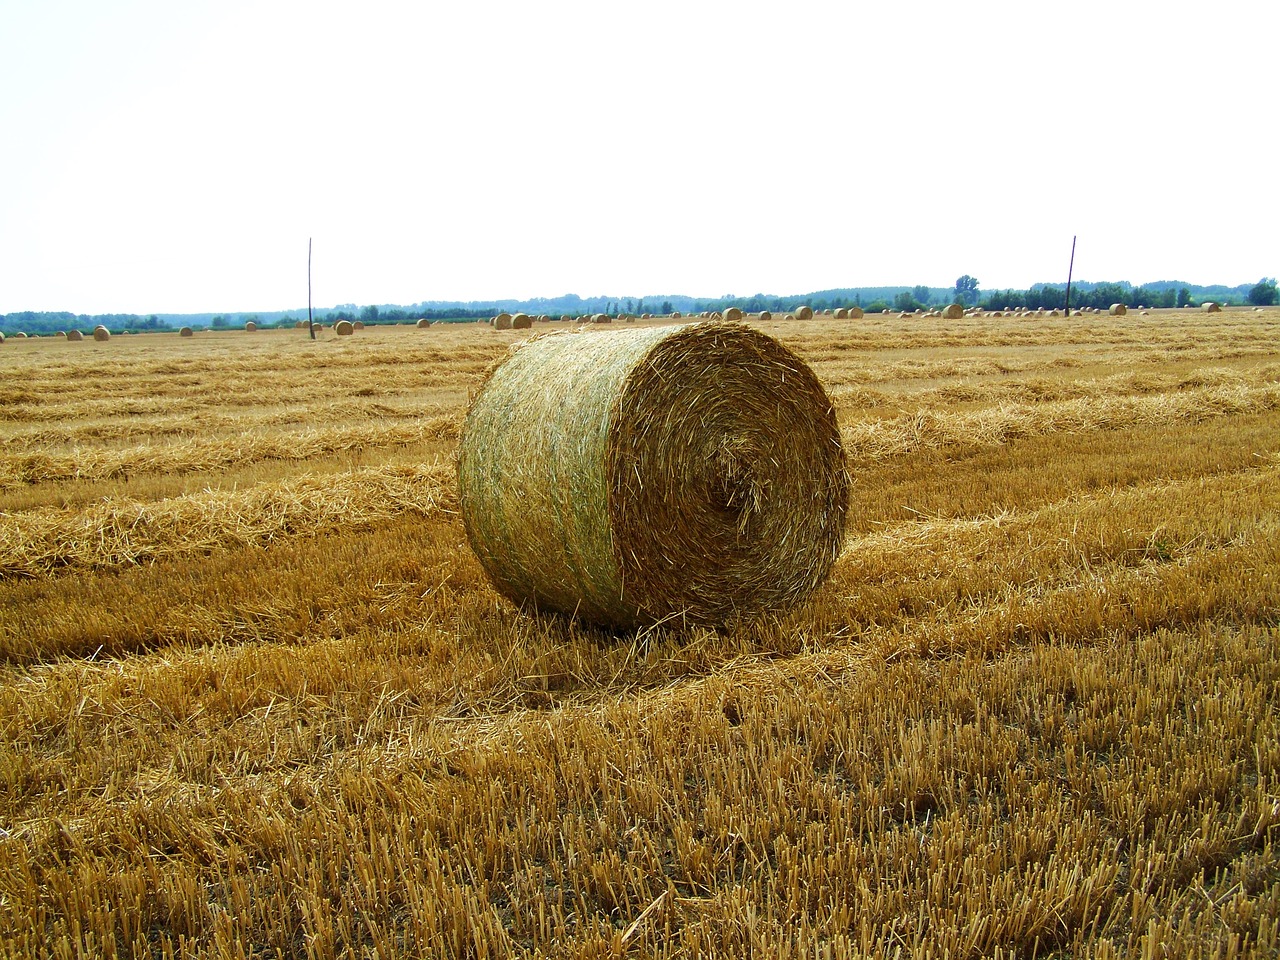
[1064,235,1077,315]
[308,238,315,340]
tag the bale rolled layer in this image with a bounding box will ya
[458,321,849,629]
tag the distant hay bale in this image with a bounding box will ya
[561,315,572,322]
[179,326,194,337]
[353,320,365,330]
[785,315,796,321]
[942,303,964,319]
[93,326,111,342]
[1202,301,1222,313]
[794,305,814,320]
[833,308,849,319]
[417,318,432,328]
[1109,303,1127,316]
[723,306,744,321]
[1049,310,1061,317]
[758,311,772,322]
[512,313,533,329]
[494,314,514,330]
[245,321,258,332]
[641,313,651,320]
[335,320,355,336]
[848,306,864,319]
[295,320,307,329]
[670,311,682,319]
[591,314,612,324]
[458,321,849,629]
[13,332,26,339]
[56,331,68,339]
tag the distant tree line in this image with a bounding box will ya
[3,279,1275,333]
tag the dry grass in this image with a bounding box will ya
[1,311,1278,957]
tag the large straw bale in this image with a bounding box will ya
[833,308,849,319]
[722,306,744,321]
[942,303,964,319]
[591,314,612,324]
[848,306,864,319]
[758,311,772,322]
[458,322,849,630]
[1109,303,1127,316]
[494,314,514,330]
[353,320,365,330]
[1202,301,1222,313]
[512,313,533,329]
[670,311,682,319]
[794,305,814,320]
[335,320,355,336]
[295,320,307,329]
[56,331,67,339]
[179,326,194,337]
[417,318,432,328]
[245,321,258,332]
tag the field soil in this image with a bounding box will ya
[1,311,1278,957]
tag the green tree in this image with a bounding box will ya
[211,315,228,328]
[360,305,380,323]
[893,291,921,312]
[955,275,979,306]
[1247,278,1278,306]
[660,301,673,315]
[912,285,931,306]
[1177,287,1192,308]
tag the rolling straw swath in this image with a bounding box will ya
[458,321,849,629]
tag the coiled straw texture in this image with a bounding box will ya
[458,321,849,629]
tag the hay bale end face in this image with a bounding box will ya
[758,311,772,322]
[179,326,194,337]
[942,303,965,319]
[494,314,514,330]
[512,313,533,329]
[722,306,744,321]
[335,320,355,336]
[848,306,864,319]
[458,322,849,630]
[794,305,814,320]
[245,321,258,332]
[1109,303,1127,316]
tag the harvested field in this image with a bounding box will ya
[1,311,1278,957]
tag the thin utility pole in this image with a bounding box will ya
[308,238,315,340]
[1064,235,1077,315]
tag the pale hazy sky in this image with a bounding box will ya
[2,1,1275,314]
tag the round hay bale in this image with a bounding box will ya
[244,321,258,332]
[295,320,307,329]
[56,331,67,339]
[13,332,26,339]
[179,326,194,337]
[942,303,965,319]
[417,318,432,328]
[833,308,849,319]
[758,311,772,322]
[1109,303,1127,316]
[591,314,612,324]
[92,326,110,341]
[353,320,365,330]
[794,305,814,320]
[722,306,744,321]
[335,320,355,336]
[670,311,682,319]
[1201,301,1222,313]
[0,331,5,345]
[458,321,848,630]
[561,315,572,322]
[848,306,864,319]
[494,314,514,330]
[511,313,533,329]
